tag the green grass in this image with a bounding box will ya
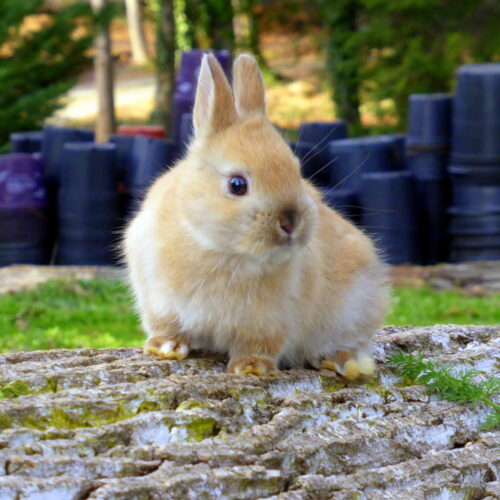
[0,279,498,352]
[388,287,500,326]
[0,280,142,352]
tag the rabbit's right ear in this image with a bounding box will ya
[193,54,237,137]
[232,54,266,116]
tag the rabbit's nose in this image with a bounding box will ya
[279,208,298,236]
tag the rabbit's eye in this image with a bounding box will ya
[228,176,248,196]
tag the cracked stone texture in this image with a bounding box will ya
[0,325,498,499]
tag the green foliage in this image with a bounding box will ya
[390,351,500,430]
[321,0,363,135]
[170,0,234,51]
[0,1,98,149]
[320,0,500,131]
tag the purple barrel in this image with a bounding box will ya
[171,50,232,143]
[10,131,43,154]
[0,153,50,266]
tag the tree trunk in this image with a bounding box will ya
[154,0,176,134]
[125,0,149,65]
[91,0,116,143]
[232,0,273,75]
[323,0,362,135]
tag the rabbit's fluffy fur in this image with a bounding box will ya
[124,53,390,378]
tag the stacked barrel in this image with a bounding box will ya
[0,154,50,265]
[57,143,119,265]
[360,171,420,264]
[448,63,500,262]
[406,94,452,264]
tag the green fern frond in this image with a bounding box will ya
[389,351,499,430]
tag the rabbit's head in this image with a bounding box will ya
[177,54,318,260]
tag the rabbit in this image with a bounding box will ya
[123,53,390,380]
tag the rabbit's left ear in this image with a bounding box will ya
[193,53,237,137]
[232,54,266,116]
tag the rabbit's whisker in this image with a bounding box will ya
[331,151,373,190]
[305,156,339,182]
[300,124,341,165]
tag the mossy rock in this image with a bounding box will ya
[0,325,497,499]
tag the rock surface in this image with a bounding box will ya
[0,325,498,499]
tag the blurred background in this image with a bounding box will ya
[2,0,499,143]
[1,0,500,351]
[1,0,500,271]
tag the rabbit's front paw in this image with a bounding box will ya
[144,336,189,361]
[227,355,278,375]
[320,351,375,381]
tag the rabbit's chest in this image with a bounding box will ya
[168,266,297,336]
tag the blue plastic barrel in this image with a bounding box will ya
[448,209,500,235]
[126,137,178,213]
[379,133,407,170]
[407,94,453,147]
[451,63,500,164]
[448,163,500,185]
[293,141,330,186]
[298,121,348,146]
[327,136,399,192]
[110,134,136,185]
[451,234,500,249]
[406,149,448,181]
[56,143,119,265]
[451,183,500,212]
[10,131,43,154]
[41,127,95,249]
[42,126,95,184]
[293,122,348,186]
[0,153,50,266]
[450,247,500,262]
[322,187,359,222]
[360,171,421,264]
[414,179,449,264]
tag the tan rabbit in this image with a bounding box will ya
[124,53,390,379]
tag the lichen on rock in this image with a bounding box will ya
[0,325,497,499]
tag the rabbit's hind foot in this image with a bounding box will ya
[321,351,375,381]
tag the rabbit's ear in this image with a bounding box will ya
[193,53,237,137]
[232,54,266,116]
